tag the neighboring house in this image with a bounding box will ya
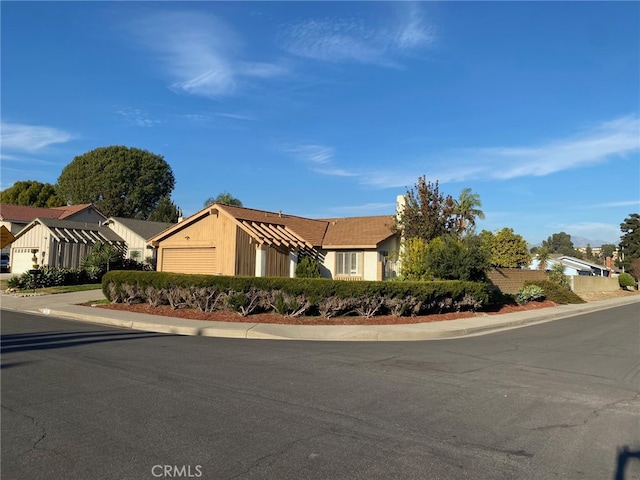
[529,254,611,277]
[0,203,106,254]
[101,217,175,263]
[9,218,125,274]
[147,204,400,281]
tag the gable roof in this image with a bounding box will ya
[103,217,175,240]
[148,203,398,251]
[0,203,105,223]
[14,217,124,245]
[321,215,396,248]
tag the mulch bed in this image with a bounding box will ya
[91,300,558,326]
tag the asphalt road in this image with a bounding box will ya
[2,305,639,480]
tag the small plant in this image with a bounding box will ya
[618,272,636,290]
[6,275,23,289]
[295,256,321,278]
[515,285,545,305]
[548,263,570,289]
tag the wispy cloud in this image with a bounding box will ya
[551,221,622,242]
[280,4,435,67]
[279,143,358,178]
[127,10,289,97]
[116,108,161,127]
[1,122,73,152]
[360,115,640,188]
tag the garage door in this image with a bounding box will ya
[161,248,217,275]
[10,247,37,275]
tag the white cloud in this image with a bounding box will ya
[116,108,161,127]
[127,11,289,98]
[1,122,73,152]
[359,115,640,188]
[280,144,335,164]
[280,4,435,67]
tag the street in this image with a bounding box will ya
[2,305,639,480]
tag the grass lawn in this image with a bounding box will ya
[1,281,102,295]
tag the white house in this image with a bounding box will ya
[102,217,175,263]
[529,254,611,277]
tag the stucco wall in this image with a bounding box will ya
[570,276,619,293]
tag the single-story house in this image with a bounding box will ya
[0,203,106,254]
[529,254,611,277]
[101,217,175,263]
[147,203,400,281]
[9,218,125,274]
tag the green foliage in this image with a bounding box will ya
[424,235,489,282]
[82,241,122,271]
[148,196,180,223]
[542,232,578,256]
[487,228,531,268]
[204,192,243,207]
[295,256,321,278]
[548,263,570,289]
[524,280,585,304]
[56,145,175,219]
[514,285,545,305]
[599,244,617,262]
[399,237,431,281]
[618,272,636,289]
[0,180,64,207]
[535,247,551,270]
[453,188,485,237]
[102,271,492,317]
[619,213,640,273]
[395,177,456,242]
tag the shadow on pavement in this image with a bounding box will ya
[1,330,173,354]
[615,446,640,480]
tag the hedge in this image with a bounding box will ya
[102,271,491,318]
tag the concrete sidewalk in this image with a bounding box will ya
[1,289,639,341]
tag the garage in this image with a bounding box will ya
[10,247,37,275]
[161,247,217,275]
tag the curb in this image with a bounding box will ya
[35,295,640,341]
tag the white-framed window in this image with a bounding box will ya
[336,251,362,276]
[128,249,143,260]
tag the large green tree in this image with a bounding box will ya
[453,188,485,236]
[0,180,64,207]
[619,213,640,275]
[56,146,175,219]
[542,232,577,256]
[424,234,489,281]
[482,228,531,268]
[148,196,180,223]
[395,177,456,242]
[204,192,243,207]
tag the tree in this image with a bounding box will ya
[204,192,242,207]
[535,247,551,270]
[619,213,640,273]
[56,146,175,219]
[424,234,489,282]
[542,232,577,256]
[399,237,431,281]
[486,228,531,268]
[81,241,122,272]
[453,188,485,236]
[584,244,594,261]
[148,196,180,223]
[0,180,64,207]
[599,244,617,264]
[395,177,456,242]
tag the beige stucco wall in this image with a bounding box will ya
[570,276,619,293]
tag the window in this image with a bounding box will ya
[128,249,143,261]
[336,251,362,276]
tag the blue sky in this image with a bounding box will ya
[2,1,638,246]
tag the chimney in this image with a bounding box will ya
[606,256,612,269]
[396,194,406,220]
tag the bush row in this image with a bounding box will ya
[102,271,491,318]
[523,280,585,304]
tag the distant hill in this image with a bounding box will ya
[570,236,616,248]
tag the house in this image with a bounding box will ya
[9,218,125,274]
[0,203,106,254]
[529,254,611,277]
[147,204,400,281]
[101,217,175,263]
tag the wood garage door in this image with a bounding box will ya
[161,248,216,275]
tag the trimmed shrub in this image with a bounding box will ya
[524,280,585,304]
[295,257,321,278]
[618,272,636,290]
